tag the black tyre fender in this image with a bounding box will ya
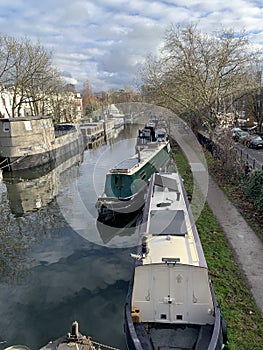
[221,316,228,345]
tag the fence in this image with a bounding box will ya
[238,148,263,170]
[197,132,263,171]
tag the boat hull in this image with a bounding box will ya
[97,184,147,224]
[0,133,84,172]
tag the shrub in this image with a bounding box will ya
[255,192,263,214]
[243,170,263,200]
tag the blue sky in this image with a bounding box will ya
[0,0,262,92]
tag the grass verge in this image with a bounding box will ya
[173,146,263,350]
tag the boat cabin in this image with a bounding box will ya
[103,144,170,199]
[0,116,54,158]
[131,173,214,326]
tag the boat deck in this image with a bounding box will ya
[133,322,213,350]
[149,323,213,350]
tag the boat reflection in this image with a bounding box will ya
[96,212,142,245]
[3,153,83,216]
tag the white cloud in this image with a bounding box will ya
[0,0,261,92]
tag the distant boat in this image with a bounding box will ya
[0,116,84,172]
[124,172,227,350]
[96,127,171,224]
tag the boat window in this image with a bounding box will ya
[19,146,33,152]
[149,210,187,235]
[140,171,146,180]
[3,122,10,132]
[24,121,32,131]
[114,175,124,188]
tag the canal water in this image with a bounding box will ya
[0,125,141,350]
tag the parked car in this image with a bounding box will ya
[239,132,252,145]
[242,134,257,147]
[231,127,242,139]
[247,125,257,133]
[247,135,263,149]
[233,130,249,142]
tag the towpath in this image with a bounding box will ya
[206,176,263,316]
[170,124,263,317]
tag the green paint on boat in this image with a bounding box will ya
[104,142,170,199]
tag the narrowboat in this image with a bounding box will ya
[0,116,84,172]
[3,321,118,350]
[96,136,171,224]
[124,172,227,350]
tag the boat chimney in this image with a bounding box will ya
[137,148,141,162]
[71,321,79,337]
[67,320,80,341]
[142,236,148,256]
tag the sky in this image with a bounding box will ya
[0,0,262,92]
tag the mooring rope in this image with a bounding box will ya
[91,339,120,350]
[0,155,28,170]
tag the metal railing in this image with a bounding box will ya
[197,132,263,171]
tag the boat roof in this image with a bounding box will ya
[0,116,52,122]
[141,172,207,268]
[109,141,168,174]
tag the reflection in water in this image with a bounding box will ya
[96,213,141,245]
[4,153,83,216]
[0,231,133,349]
[0,125,141,350]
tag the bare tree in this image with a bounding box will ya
[140,24,259,132]
[0,34,68,119]
[81,80,100,116]
[82,80,94,104]
[247,70,263,131]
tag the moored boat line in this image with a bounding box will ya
[124,172,227,350]
[0,115,133,172]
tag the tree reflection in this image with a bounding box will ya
[0,189,67,281]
